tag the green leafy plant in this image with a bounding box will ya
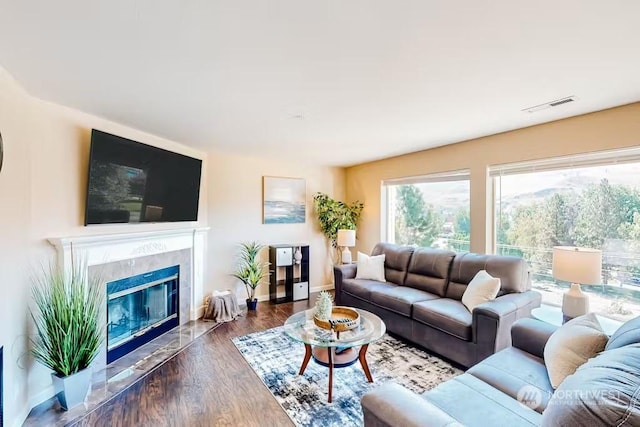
[232,241,269,301]
[30,261,104,377]
[313,192,364,248]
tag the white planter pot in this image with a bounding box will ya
[51,368,92,410]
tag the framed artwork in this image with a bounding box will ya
[263,176,306,224]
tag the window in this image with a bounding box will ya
[491,149,640,322]
[383,170,470,252]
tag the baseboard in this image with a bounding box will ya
[24,384,55,425]
[310,284,335,293]
[238,285,335,308]
[235,294,269,307]
[190,305,205,320]
[14,402,33,427]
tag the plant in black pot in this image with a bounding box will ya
[233,241,268,310]
[30,260,104,410]
[313,192,364,262]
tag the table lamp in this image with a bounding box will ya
[337,229,356,264]
[552,246,602,323]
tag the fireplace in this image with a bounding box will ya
[48,227,208,376]
[106,265,180,363]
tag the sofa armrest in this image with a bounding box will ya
[333,263,357,305]
[474,291,541,319]
[361,383,462,427]
[472,290,542,362]
[511,317,557,359]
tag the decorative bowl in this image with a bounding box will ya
[314,306,360,332]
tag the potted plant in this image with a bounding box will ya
[313,192,364,260]
[30,260,104,410]
[232,241,268,310]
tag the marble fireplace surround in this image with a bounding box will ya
[47,227,209,373]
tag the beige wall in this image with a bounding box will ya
[0,68,36,427]
[206,153,344,301]
[346,102,640,256]
[0,66,345,426]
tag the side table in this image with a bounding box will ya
[531,305,622,336]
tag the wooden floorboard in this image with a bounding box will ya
[75,296,320,427]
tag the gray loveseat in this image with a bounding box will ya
[334,243,541,367]
[362,316,640,426]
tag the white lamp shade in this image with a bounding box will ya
[552,246,602,285]
[337,229,356,247]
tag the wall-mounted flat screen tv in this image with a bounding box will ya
[85,129,202,225]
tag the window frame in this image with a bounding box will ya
[489,147,640,254]
[381,169,471,246]
[489,147,640,321]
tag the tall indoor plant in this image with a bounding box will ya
[232,241,268,310]
[30,260,104,410]
[313,192,364,259]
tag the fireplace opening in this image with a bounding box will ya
[107,265,179,363]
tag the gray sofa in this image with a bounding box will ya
[361,316,640,426]
[334,243,541,367]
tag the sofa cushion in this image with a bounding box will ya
[424,373,541,426]
[605,314,640,350]
[370,286,440,317]
[371,242,414,285]
[355,252,386,282]
[413,298,472,341]
[541,343,640,427]
[341,279,395,301]
[361,383,464,427]
[447,253,529,300]
[404,247,456,296]
[467,347,554,413]
[544,313,608,389]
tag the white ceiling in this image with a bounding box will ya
[1,1,639,166]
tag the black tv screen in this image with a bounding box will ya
[85,129,202,225]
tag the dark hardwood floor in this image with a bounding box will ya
[75,296,320,427]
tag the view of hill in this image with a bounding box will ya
[415,162,640,214]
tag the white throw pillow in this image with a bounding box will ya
[355,252,386,282]
[461,270,501,313]
[544,313,609,389]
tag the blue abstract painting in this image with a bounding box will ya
[263,176,306,224]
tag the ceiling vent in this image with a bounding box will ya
[522,96,577,113]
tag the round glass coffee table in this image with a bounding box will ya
[283,307,386,402]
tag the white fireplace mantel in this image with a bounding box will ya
[47,227,209,321]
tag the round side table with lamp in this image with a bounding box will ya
[552,246,603,322]
[337,229,356,264]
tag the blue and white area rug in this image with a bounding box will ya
[232,326,462,427]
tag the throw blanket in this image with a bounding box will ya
[203,291,241,323]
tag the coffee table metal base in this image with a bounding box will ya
[298,344,373,402]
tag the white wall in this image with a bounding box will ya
[0,64,347,426]
[0,67,211,426]
[0,68,35,427]
[205,152,345,301]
